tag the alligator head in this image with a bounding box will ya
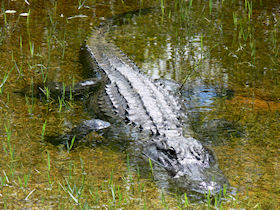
[143,135,228,194]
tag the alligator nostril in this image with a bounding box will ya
[190,147,202,161]
[195,154,201,161]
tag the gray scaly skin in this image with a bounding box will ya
[74,27,229,194]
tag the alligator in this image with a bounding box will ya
[36,11,229,194]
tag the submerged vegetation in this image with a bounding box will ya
[0,0,280,208]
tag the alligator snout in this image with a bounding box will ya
[143,136,229,194]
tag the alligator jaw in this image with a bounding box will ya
[172,165,229,195]
[143,135,228,194]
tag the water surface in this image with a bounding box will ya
[0,0,280,208]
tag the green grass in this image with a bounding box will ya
[0,65,14,94]
[41,120,47,140]
[148,158,153,177]
[67,136,76,153]
[78,0,87,9]
[209,0,212,15]
[47,150,52,185]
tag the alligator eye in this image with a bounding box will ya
[167,148,176,158]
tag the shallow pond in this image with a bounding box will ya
[0,0,280,208]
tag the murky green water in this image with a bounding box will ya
[0,0,280,208]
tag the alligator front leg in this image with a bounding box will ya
[45,119,110,147]
[16,77,104,102]
[37,78,104,101]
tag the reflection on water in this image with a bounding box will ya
[0,0,280,208]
